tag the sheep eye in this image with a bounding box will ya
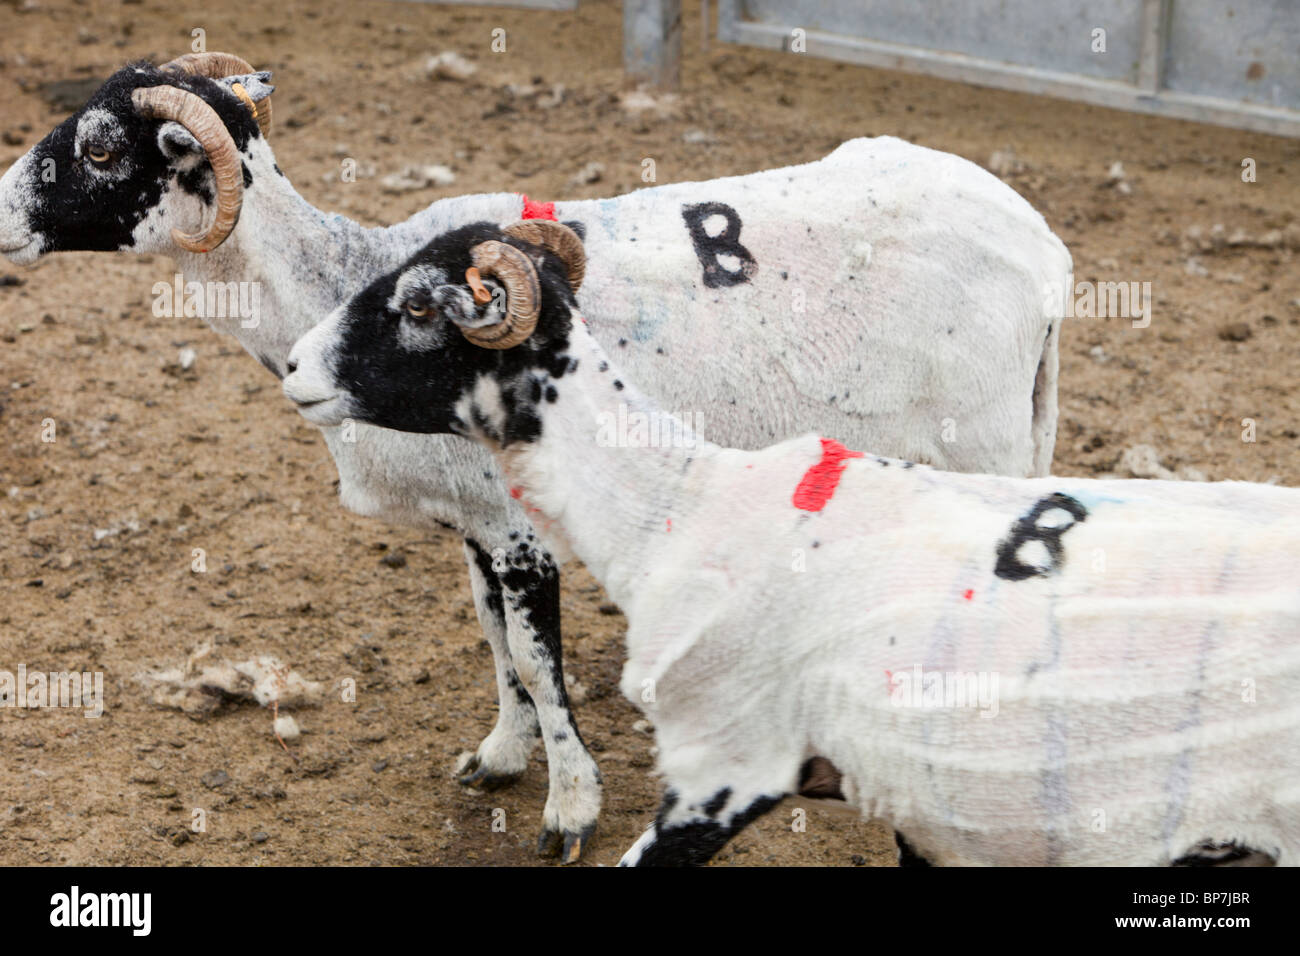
[86,146,113,165]
[405,301,431,319]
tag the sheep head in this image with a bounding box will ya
[0,53,273,262]
[284,221,586,441]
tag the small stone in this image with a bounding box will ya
[597,602,621,616]
[251,831,269,844]
[200,769,230,789]
[1218,322,1252,342]
[171,830,191,847]
[987,149,1023,177]
[372,759,389,773]
[425,51,477,81]
[380,164,456,193]
[568,161,604,186]
[380,551,407,569]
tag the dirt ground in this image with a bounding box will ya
[0,0,1296,867]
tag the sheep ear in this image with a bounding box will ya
[435,283,506,331]
[157,122,203,162]
[216,72,274,103]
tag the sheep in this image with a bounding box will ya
[0,53,1071,860]
[283,220,1300,867]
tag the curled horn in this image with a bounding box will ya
[161,51,272,135]
[502,219,585,292]
[132,86,244,253]
[462,240,541,349]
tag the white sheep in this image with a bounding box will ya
[0,53,1070,858]
[284,220,1300,866]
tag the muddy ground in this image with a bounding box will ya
[0,0,1296,866]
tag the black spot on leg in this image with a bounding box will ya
[465,538,505,622]
[498,544,595,753]
[505,671,535,711]
[633,792,784,866]
[702,787,731,819]
[895,831,932,867]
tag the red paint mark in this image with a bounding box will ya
[509,487,523,499]
[884,669,893,694]
[792,438,864,512]
[519,194,557,221]
[963,589,974,601]
[666,518,672,533]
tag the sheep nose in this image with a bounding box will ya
[285,357,298,374]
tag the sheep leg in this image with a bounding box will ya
[454,540,541,791]
[494,545,602,863]
[894,831,932,867]
[619,785,786,866]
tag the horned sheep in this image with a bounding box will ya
[283,220,1300,866]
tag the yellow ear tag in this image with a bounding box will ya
[229,81,260,126]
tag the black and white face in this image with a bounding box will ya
[284,222,578,444]
[0,62,268,264]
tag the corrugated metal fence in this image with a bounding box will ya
[717,0,1299,137]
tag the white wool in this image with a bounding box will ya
[139,644,324,716]
[272,715,301,742]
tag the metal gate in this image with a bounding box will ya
[717,0,1300,137]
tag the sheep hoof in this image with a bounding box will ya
[455,754,526,792]
[537,823,596,864]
